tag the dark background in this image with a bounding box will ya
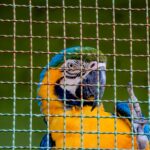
[0,0,149,148]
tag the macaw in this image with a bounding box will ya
[37,46,150,149]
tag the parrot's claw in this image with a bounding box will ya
[127,82,148,150]
[133,119,148,125]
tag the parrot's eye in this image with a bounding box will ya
[66,60,81,70]
[68,62,75,69]
[61,60,88,79]
[69,63,73,67]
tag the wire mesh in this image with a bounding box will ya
[0,0,149,149]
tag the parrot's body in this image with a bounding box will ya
[37,46,149,149]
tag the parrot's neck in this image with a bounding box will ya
[55,82,95,108]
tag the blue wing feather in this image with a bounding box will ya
[116,102,131,118]
[40,134,55,150]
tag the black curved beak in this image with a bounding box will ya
[75,66,106,110]
[91,66,106,111]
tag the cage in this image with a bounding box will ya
[0,0,149,149]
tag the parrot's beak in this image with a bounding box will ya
[75,65,106,110]
[91,66,106,111]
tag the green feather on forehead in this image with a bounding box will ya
[66,47,107,63]
[50,46,107,68]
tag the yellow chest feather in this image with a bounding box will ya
[38,69,149,149]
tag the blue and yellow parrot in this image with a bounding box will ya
[37,46,150,149]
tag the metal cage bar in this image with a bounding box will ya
[12,0,16,149]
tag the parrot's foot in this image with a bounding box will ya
[127,82,149,150]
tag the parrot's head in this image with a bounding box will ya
[37,46,106,110]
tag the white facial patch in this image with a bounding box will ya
[60,77,81,96]
[59,60,106,96]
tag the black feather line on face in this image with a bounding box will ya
[54,78,93,108]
